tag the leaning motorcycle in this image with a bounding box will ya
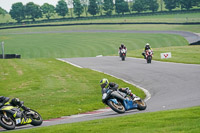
[119,49,126,61]
[102,89,146,113]
[0,100,43,130]
[145,49,153,64]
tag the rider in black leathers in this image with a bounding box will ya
[0,96,29,111]
[100,78,135,103]
[142,43,153,59]
[118,44,127,57]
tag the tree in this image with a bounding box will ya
[163,0,179,11]
[0,7,6,16]
[41,3,55,20]
[103,0,114,16]
[179,0,194,10]
[148,0,159,12]
[56,0,68,18]
[97,0,103,16]
[81,0,89,17]
[115,0,129,15]
[88,0,99,16]
[73,0,84,17]
[25,2,42,21]
[132,0,148,13]
[9,2,25,22]
[66,0,74,17]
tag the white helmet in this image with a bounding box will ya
[146,43,150,46]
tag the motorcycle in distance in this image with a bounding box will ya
[145,49,153,64]
[0,98,43,130]
[119,48,126,61]
[102,88,147,114]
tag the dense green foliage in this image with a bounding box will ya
[55,0,68,18]
[9,2,25,22]
[103,0,114,16]
[12,106,200,132]
[0,7,6,16]
[25,2,42,22]
[73,0,84,17]
[88,0,99,16]
[41,3,55,20]
[115,0,129,15]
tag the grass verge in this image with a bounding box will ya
[11,106,200,133]
[127,45,200,64]
[0,59,145,120]
[0,33,188,58]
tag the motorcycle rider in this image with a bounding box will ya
[100,78,135,103]
[118,43,127,57]
[0,96,29,111]
[142,43,153,59]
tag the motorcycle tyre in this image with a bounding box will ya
[29,109,43,126]
[122,56,125,61]
[107,100,125,114]
[147,56,151,64]
[0,114,15,130]
[135,99,147,110]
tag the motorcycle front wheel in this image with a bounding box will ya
[0,113,15,130]
[29,109,43,126]
[135,99,147,110]
[107,100,125,114]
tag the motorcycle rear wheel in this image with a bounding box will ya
[0,114,15,130]
[107,100,125,114]
[135,99,147,110]
[122,56,125,61]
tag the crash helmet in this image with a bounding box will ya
[100,78,109,88]
[146,43,150,46]
[121,44,124,48]
[10,98,20,106]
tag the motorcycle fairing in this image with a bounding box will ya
[123,99,137,110]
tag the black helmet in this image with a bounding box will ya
[10,98,20,106]
[121,44,124,48]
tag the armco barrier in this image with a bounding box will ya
[0,54,21,59]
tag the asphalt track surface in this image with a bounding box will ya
[1,30,200,131]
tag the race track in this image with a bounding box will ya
[1,30,200,131]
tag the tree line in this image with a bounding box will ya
[2,0,200,22]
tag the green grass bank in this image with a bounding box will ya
[0,32,188,58]
[11,106,200,133]
[127,45,200,64]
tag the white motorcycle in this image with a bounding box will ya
[119,49,126,61]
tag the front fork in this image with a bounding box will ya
[3,111,8,119]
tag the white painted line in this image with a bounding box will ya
[57,58,151,102]
[56,58,83,68]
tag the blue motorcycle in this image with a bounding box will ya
[102,89,146,113]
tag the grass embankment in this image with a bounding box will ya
[127,45,200,64]
[11,106,200,133]
[0,59,145,120]
[0,32,188,58]
[1,24,200,34]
